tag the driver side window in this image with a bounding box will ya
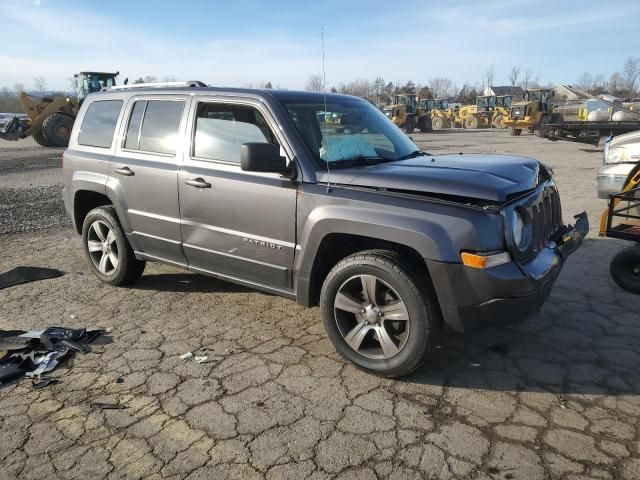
[192,103,279,164]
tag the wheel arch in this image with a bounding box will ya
[300,232,438,309]
[73,189,112,234]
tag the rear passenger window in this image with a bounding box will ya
[193,103,278,164]
[123,100,184,155]
[78,100,122,148]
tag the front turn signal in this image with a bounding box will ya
[460,251,511,269]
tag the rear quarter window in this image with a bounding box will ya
[78,100,123,148]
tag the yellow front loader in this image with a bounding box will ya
[504,88,559,136]
[383,94,432,133]
[0,71,118,147]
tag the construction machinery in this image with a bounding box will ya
[0,71,119,147]
[504,88,559,136]
[421,99,455,130]
[453,95,512,130]
[382,94,432,133]
[492,95,512,129]
[599,164,640,294]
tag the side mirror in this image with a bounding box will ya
[240,143,287,173]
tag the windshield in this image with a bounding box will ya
[281,98,419,167]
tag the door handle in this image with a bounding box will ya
[114,166,134,176]
[185,177,211,189]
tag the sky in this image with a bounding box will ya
[1,0,639,92]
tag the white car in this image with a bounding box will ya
[597,130,640,198]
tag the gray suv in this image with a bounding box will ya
[62,85,588,377]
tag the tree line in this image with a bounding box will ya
[303,56,640,106]
[2,56,639,113]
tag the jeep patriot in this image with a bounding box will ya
[62,84,588,376]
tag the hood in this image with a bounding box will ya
[609,129,640,147]
[316,154,542,202]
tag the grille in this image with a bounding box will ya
[527,186,562,253]
[510,106,526,120]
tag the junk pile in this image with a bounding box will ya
[0,327,105,388]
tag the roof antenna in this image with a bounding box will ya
[322,27,331,193]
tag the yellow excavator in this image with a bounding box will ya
[382,94,432,133]
[0,71,119,147]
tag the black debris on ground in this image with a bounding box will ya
[0,326,105,388]
[0,266,64,290]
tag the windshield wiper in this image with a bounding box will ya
[396,150,429,160]
[328,155,396,169]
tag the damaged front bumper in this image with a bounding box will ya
[428,212,589,333]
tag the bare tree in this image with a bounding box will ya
[143,75,158,84]
[522,68,538,89]
[622,57,640,93]
[609,72,624,94]
[428,77,454,99]
[340,79,376,100]
[305,73,324,92]
[576,72,594,91]
[33,76,47,95]
[161,75,178,82]
[508,66,521,88]
[484,65,495,92]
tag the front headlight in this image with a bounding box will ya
[606,147,629,164]
[511,209,528,250]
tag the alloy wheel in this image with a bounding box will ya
[87,220,119,275]
[334,274,410,359]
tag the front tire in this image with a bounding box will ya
[418,116,432,133]
[32,129,51,147]
[82,206,145,286]
[464,116,479,129]
[508,127,522,136]
[403,118,416,134]
[320,250,439,377]
[610,246,640,294]
[432,116,444,130]
[42,113,74,147]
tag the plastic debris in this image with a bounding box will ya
[0,326,105,387]
[180,352,194,360]
[194,356,208,364]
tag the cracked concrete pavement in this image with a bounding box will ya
[1,132,639,479]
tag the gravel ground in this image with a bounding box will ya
[0,139,68,233]
[1,131,639,480]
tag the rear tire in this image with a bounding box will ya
[610,246,640,294]
[432,116,444,130]
[508,127,522,136]
[320,250,439,377]
[42,113,74,147]
[81,206,146,286]
[464,116,479,129]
